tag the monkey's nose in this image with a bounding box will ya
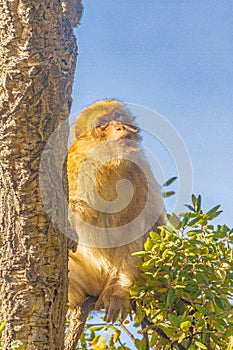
[111,120,124,130]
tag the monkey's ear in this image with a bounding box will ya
[71,118,88,142]
[71,123,79,143]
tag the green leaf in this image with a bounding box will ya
[144,239,154,251]
[167,288,176,306]
[206,205,221,218]
[135,338,147,350]
[215,297,226,310]
[141,259,155,271]
[187,230,202,236]
[174,285,186,289]
[195,273,208,284]
[130,288,140,297]
[175,299,185,315]
[149,332,158,347]
[182,215,189,227]
[189,216,202,225]
[167,213,181,228]
[207,210,223,219]
[162,176,177,187]
[159,323,177,338]
[219,224,227,233]
[184,204,195,212]
[196,304,209,315]
[162,248,170,259]
[195,341,207,349]
[132,251,149,256]
[192,194,197,208]
[168,313,180,327]
[196,195,202,211]
[189,346,196,350]
[180,320,191,331]
[162,191,175,198]
[89,325,105,331]
[149,231,161,240]
[205,290,214,300]
[112,329,120,344]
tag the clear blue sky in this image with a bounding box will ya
[71,0,233,227]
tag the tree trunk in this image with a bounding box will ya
[0,1,80,349]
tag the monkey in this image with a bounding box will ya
[67,99,166,323]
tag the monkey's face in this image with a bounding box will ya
[91,110,140,142]
[71,100,142,144]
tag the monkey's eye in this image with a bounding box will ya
[96,118,109,128]
[113,112,124,122]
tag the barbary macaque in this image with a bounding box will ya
[67,100,166,322]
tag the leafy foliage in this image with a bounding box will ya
[74,195,233,349]
[132,194,233,349]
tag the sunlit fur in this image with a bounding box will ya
[67,100,166,322]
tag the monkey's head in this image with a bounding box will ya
[72,100,140,143]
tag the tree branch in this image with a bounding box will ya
[64,296,97,350]
[119,321,136,343]
[141,318,150,350]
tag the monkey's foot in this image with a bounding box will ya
[95,289,130,323]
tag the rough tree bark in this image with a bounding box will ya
[0,1,81,349]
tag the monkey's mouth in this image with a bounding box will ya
[123,124,139,133]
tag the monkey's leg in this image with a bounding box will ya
[95,281,130,323]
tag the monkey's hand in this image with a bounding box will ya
[95,284,130,323]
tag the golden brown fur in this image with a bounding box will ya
[67,100,166,322]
